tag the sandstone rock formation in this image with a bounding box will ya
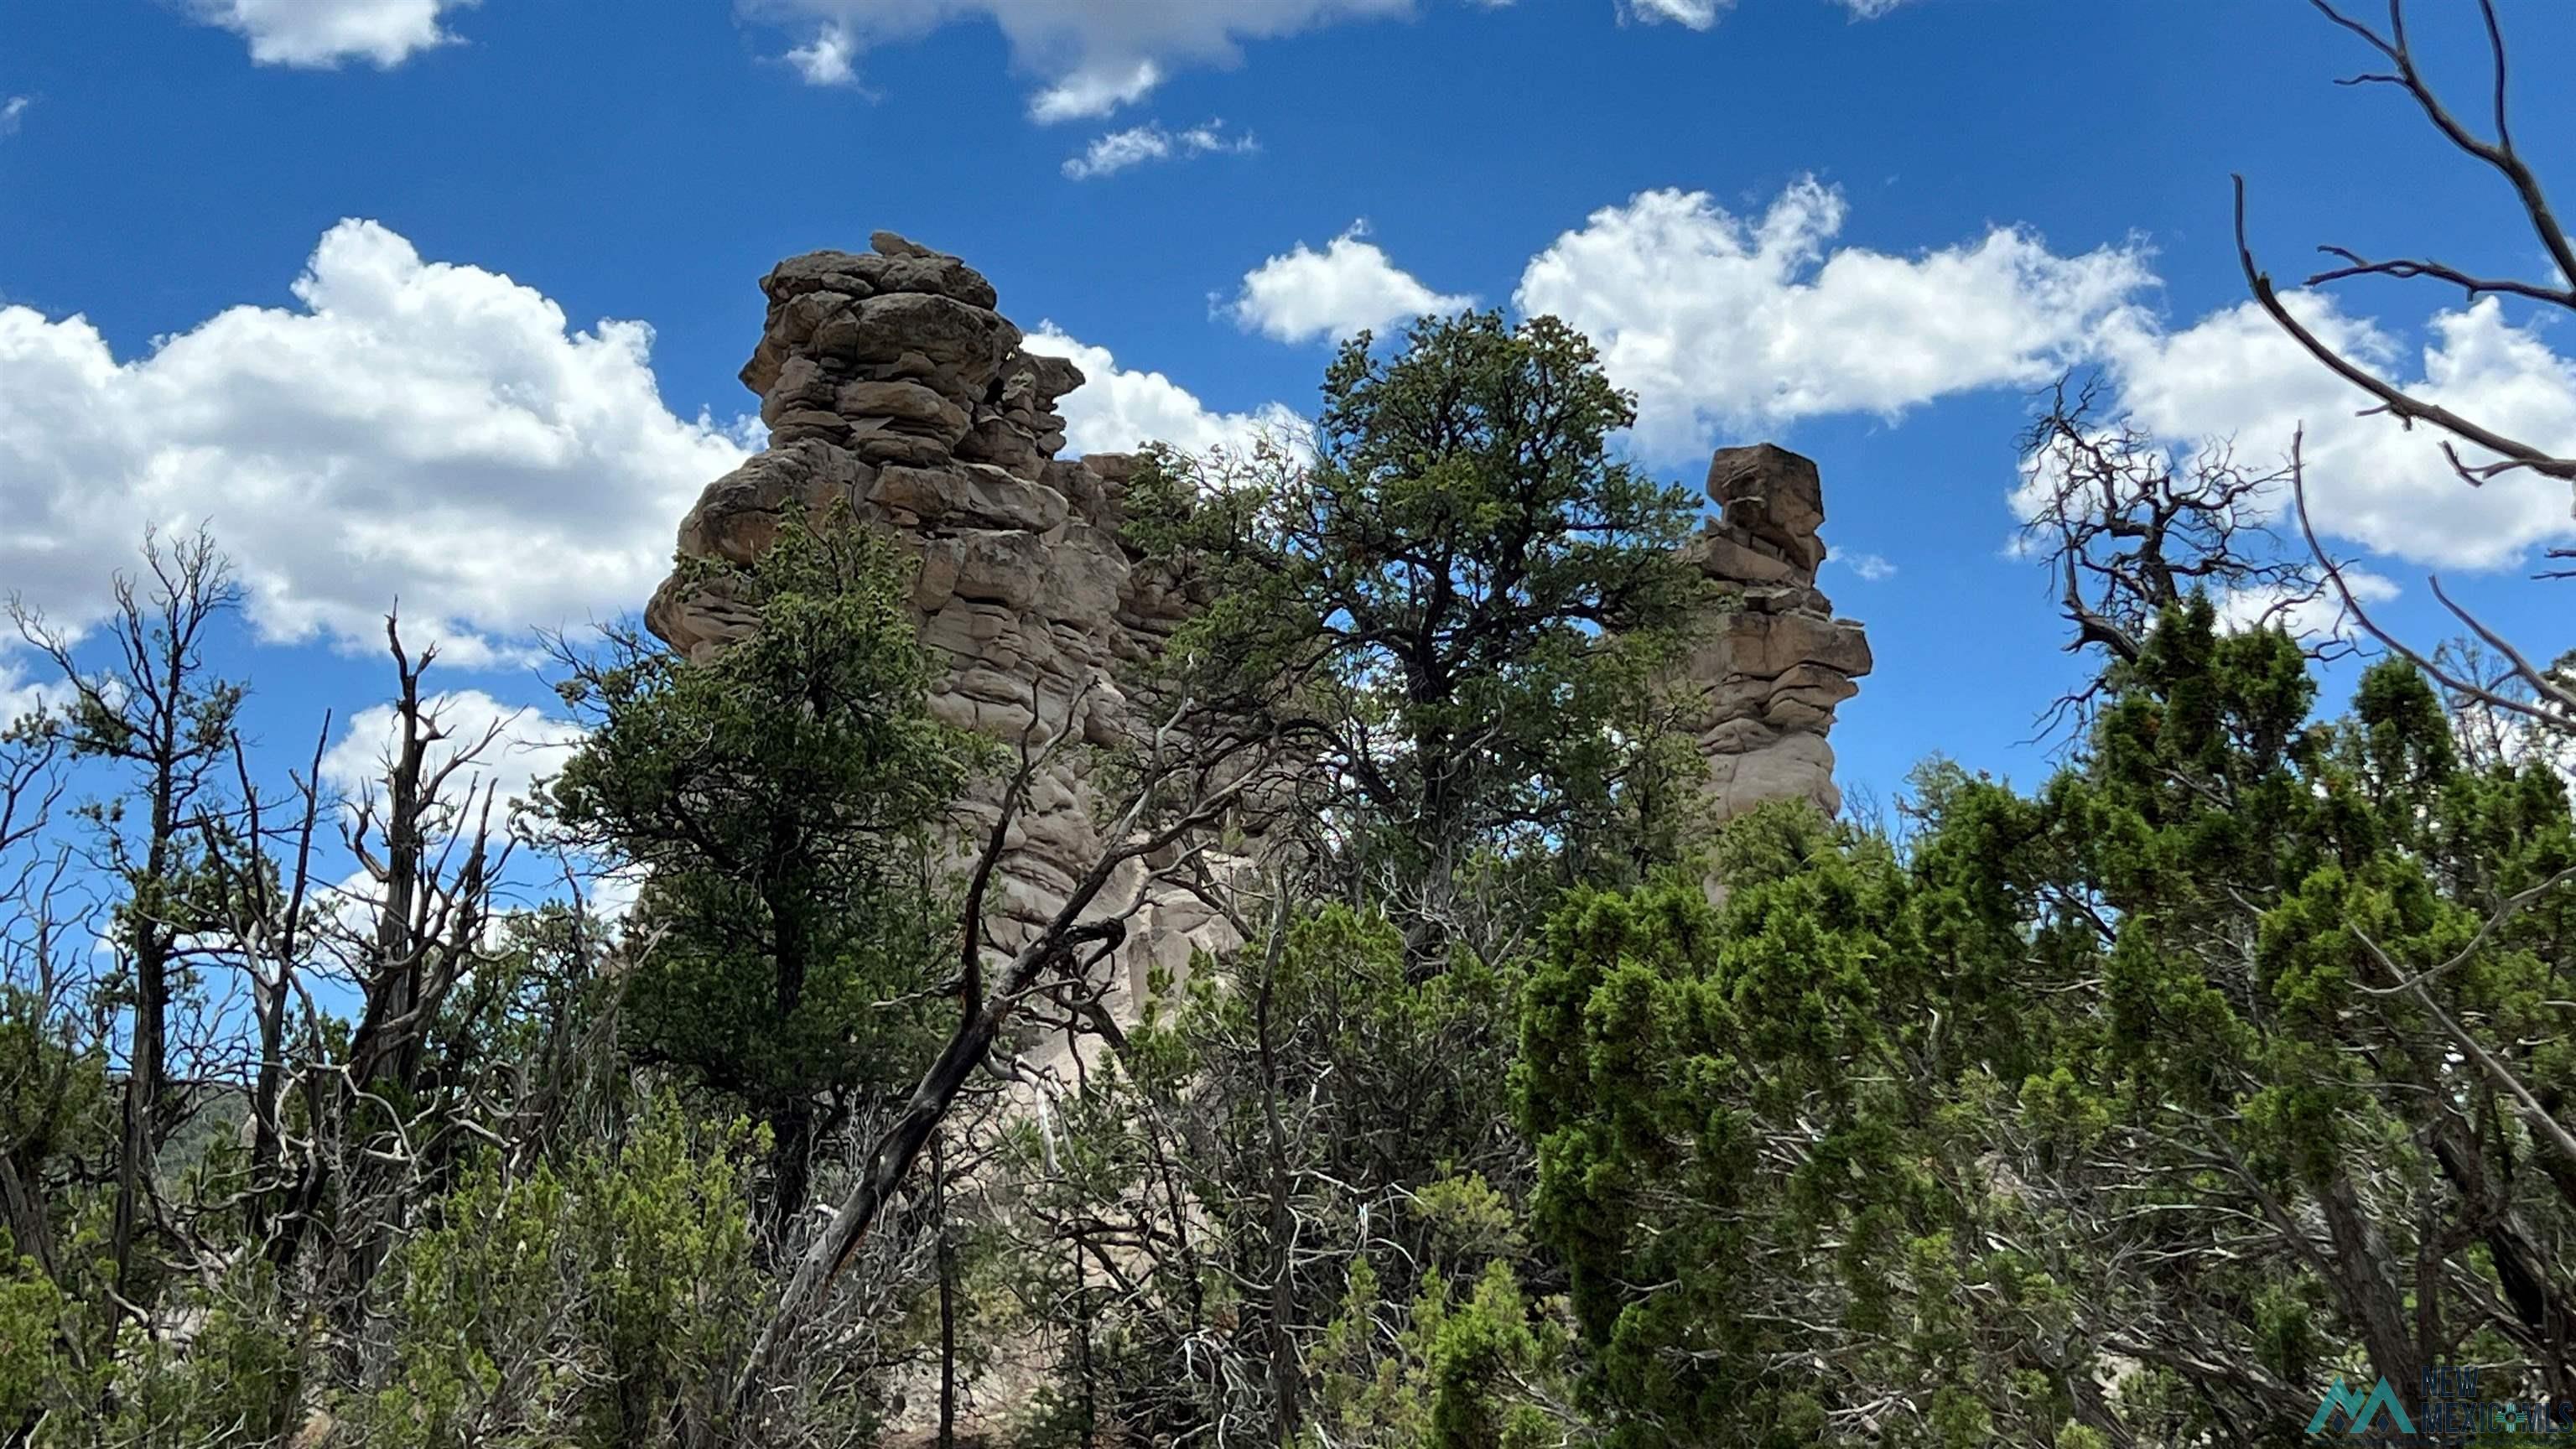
[645,233,1873,1039]
[1677,443,1875,824]
[647,232,1241,1046]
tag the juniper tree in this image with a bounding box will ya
[1522,603,2576,1447]
[1126,311,1706,961]
[543,515,985,1235]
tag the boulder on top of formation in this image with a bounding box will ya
[646,230,1877,1036]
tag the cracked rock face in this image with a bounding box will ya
[646,235,1873,1040]
[1678,443,1875,825]
[647,232,1240,1048]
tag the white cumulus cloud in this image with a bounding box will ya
[786,23,860,85]
[0,220,747,667]
[2215,569,2399,645]
[1623,0,1725,24]
[1513,179,2157,460]
[189,0,475,68]
[1030,59,1166,123]
[322,688,586,829]
[1828,548,1896,582]
[1063,119,1257,180]
[1023,325,1303,456]
[2096,293,2576,572]
[1230,223,1475,344]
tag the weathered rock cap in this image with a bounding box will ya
[740,233,1036,399]
[1706,443,1829,578]
[756,232,1000,311]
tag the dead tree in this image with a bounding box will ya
[737,680,1280,1422]
[2236,0,2576,736]
[270,616,515,1324]
[10,529,245,1304]
[2017,375,2354,731]
[202,715,333,1252]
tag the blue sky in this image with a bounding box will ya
[6,0,2576,848]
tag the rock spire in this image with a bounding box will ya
[646,231,1873,1022]
[1678,443,1875,825]
[647,231,1236,1033]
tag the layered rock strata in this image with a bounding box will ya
[646,232,1239,1041]
[645,234,1874,1039]
[1677,443,1875,824]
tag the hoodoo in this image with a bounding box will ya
[647,231,1873,1022]
[647,232,1242,1037]
[1678,442,1875,826]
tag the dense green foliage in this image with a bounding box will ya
[1521,604,2576,1446]
[994,902,1570,1445]
[346,1101,780,1449]
[545,517,987,1227]
[1125,311,1709,934]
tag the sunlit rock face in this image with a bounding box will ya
[647,235,1873,1038]
[647,231,1239,1054]
[1678,443,1875,827]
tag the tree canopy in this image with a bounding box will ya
[1127,311,1707,943]
[543,516,986,1228]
